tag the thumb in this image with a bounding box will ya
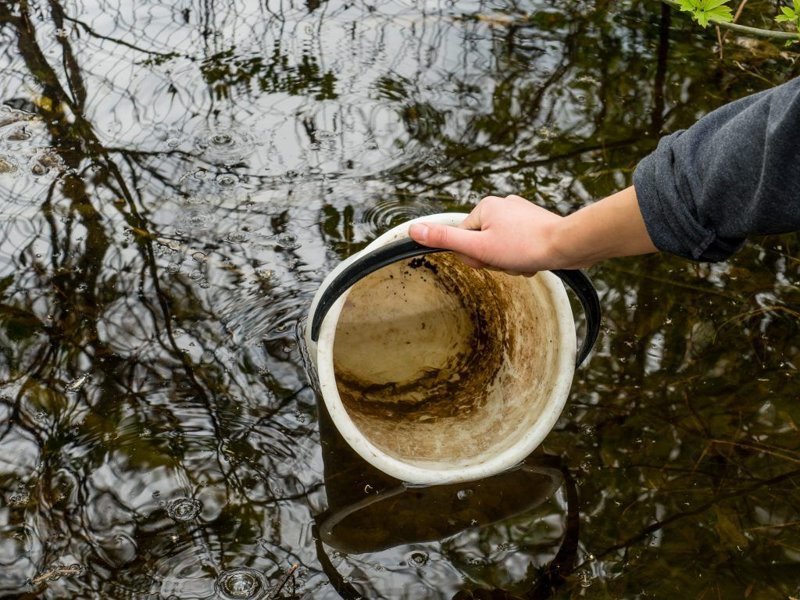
[408,222,482,257]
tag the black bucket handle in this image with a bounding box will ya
[309,238,600,367]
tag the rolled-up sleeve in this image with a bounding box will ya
[633,76,800,261]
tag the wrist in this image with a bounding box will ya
[551,186,658,269]
[549,213,592,270]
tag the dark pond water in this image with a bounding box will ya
[1,0,800,598]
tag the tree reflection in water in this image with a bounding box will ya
[0,0,798,598]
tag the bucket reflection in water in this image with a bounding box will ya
[315,390,565,554]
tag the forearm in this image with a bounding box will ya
[410,189,658,275]
[553,186,657,269]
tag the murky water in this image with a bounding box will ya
[0,0,799,598]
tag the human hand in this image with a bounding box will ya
[409,187,657,274]
[408,195,571,276]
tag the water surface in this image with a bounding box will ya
[1,0,799,598]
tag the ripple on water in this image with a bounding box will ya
[214,568,268,600]
[361,197,440,233]
[177,168,247,207]
[166,497,202,522]
[194,126,256,164]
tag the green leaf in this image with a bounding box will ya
[677,0,734,27]
[775,1,800,29]
[706,6,733,23]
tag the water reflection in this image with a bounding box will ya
[0,0,798,597]
[314,403,578,597]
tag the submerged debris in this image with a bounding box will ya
[29,563,83,586]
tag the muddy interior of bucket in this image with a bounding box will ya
[332,253,568,469]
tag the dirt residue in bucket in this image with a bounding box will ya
[332,253,562,466]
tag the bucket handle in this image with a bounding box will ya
[309,238,600,367]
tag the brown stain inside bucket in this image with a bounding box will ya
[332,253,566,468]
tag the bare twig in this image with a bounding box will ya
[732,0,750,24]
[268,564,300,599]
[722,0,752,46]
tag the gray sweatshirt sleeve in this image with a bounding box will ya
[633,76,800,261]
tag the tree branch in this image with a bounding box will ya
[662,0,800,40]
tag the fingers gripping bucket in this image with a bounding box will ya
[305,213,600,485]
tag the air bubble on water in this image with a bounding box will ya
[406,551,429,567]
[0,155,18,174]
[535,126,556,140]
[214,567,268,600]
[275,233,300,250]
[210,132,233,146]
[254,269,273,282]
[216,173,239,187]
[6,126,32,141]
[28,150,63,180]
[166,497,201,522]
[578,569,592,588]
[456,489,473,500]
[55,28,69,38]
[226,231,248,243]
[188,213,211,226]
[66,373,91,392]
[166,137,180,148]
[199,280,210,289]
[194,126,255,164]
[9,492,31,507]
[30,162,49,177]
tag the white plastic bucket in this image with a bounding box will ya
[305,213,595,485]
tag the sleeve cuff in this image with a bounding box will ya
[633,134,744,262]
